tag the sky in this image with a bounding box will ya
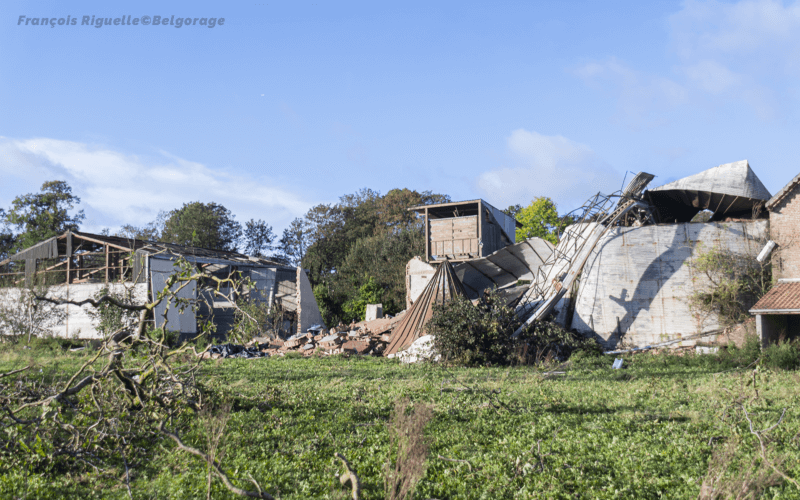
[2,0,799,236]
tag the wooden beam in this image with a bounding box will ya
[72,233,132,252]
[105,244,109,283]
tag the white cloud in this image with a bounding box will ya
[0,137,310,235]
[475,129,622,211]
[576,0,800,124]
[669,0,800,59]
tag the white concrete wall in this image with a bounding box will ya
[406,257,436,309]
[572,221,768,349]
[0,283,148,339]
[296,268,326,334]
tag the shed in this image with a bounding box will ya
[409,199,522,262]
[750,280,800,346]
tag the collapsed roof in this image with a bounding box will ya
[385,260,467,356]
[646,160,771,223]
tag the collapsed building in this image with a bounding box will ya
[0,231,326,339]
[406,160,776,352]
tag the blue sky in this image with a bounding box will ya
[2,0,799,235]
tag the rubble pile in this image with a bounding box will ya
[200,312,408,360]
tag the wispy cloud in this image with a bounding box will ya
[576,0,800,125]
[0,137,310,234]
[475,129,622,212]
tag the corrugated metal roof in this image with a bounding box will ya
[750,283,800,313]
[454,237,553,297]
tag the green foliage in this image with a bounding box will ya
[761,339,800,370]
[160,201,242,251]
[689,243,771,329]
[86,286,139,337]
[3,180,84,254]
[3,348,800,498]
[428,292,516,366]
[290,188,448,325]
[342,276,384,323]
[717,333,762,367]
[427,289,599,366]
[513,197,572,245]
[242,219,276,257]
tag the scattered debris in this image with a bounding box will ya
[612,358,624,369]
[388,335,440,364]
[202,343,268,359]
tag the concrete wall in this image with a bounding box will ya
[0,283,149,339]
[406,257,436,309]
[770,183,800,280]
[572,221,768,349]
[296,268,326,335]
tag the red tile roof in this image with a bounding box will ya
[750,282,800,312]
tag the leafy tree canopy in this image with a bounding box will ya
[514,197,572,245]
[160,202,242,252]
[4,180,85,253]
[243,219,276,257]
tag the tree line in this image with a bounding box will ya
[1,180,569,326]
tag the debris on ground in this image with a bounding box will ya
[198,310,408,359]
[200,343,269,359]
[387,334,440,364]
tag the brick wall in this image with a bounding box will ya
[770,184,800,280]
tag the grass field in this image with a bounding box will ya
[0,343,798,499]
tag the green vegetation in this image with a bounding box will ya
[503,197,573,245]
[689,243,771,329]
[295,188,450,324]
[428,290,601,366]
[0,341,798,499]
[1,180,85,257]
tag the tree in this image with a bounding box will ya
[0,209,15,262]
[4,180,85,253]
[276,218,311,266]
[116,210,168,241]
[515,197,570,245]
[160,202,242,252]
[243,219,276,257]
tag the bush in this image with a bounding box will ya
[762,340,800,370]
[718,333,762,367]
[427,289,600,366]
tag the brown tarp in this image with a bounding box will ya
[384,260,467,356]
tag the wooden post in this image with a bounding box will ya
[105,244,109,283]
[477,200,483,258]
[424,207,430,262]
[65,231,72,285]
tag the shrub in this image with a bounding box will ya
[718,333,762,367]
[689,243,770,329]
[427,289,600,366]
[427,291,516,366]
[762,340,800,370]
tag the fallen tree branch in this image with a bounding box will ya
[0,365,31,379]
[335,452,361,500]
[159,421,274,499]
[437,454,474,472]
[743,407,799,490]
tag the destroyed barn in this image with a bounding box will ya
[0,231,326,340]
[1,159,796,356]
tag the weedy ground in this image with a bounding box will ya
[0,342,798,499]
